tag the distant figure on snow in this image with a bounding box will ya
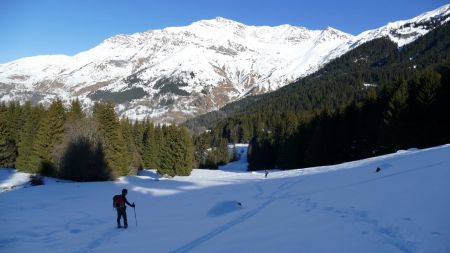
[265,170,269,178]
[113,189,135,228]
[376,167,381,173]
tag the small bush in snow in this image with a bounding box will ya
[29,175,44,186]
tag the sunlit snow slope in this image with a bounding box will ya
[1,144,449,253]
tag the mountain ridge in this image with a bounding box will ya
[1,4,449,124]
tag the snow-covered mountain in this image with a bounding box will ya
[1,144,450,252]
[0,4,449,123]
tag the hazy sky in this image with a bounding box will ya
[0,0,447,63]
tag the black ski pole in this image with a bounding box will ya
[133,203,137,227]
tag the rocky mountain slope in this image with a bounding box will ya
[0,4,449,124]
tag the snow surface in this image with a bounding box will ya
[0,169,30,192]
[1,144,450,252]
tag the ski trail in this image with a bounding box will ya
[295,196,420,253]
[73,227,121,253]
[169,178,301,253]
[169,198,274,253]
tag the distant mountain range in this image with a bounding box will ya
[1,4,449,124]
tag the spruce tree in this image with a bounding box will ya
[142,121,159,169]
[0,104,16,168]
[157,125,193,176]
[178,127,194,175]
[93,102,128,176]
[16,103,44,171]
[158,126,176,176]
[67,98,85,123]
[132,120,145,160]
[29,99,66,175]
[121,118,141,173]
[382,79,410,150]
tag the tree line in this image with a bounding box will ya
[0,100,194,181]
[247,65,450,169]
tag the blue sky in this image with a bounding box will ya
[0,0,447,63]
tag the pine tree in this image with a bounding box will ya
[29,99,66,175]
[193,133,210,168]
[178,127,194,175]
[67,98,85,123]
[121,118,141,174]
[158,126,177,176]
[381,79,410,150]
[157,125,193,176]
[93,102,128,176]
[4,101,22,147]
[0,104,16,168]
[16,103,44,171]
[142,121,159,169]
[132,120,145,160]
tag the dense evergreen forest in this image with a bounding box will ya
[191,21,450,170]
[0,100,194,181]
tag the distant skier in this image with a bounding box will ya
[113,189,135,228]
[376,167,381,173]
[265,170,269,178]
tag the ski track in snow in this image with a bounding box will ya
[170,179,300,253]
[282,160,447,253]
[169,198,274,253]
[74,228,120,253]
[294,196,420,253]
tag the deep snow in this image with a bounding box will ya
[1,144,450,253]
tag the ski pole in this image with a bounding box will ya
[133,203,137,227]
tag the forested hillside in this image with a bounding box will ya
[191,21,450,170]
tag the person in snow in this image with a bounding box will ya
[265,170,269,178]
[114,188,135,228]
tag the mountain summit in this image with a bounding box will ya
[1,4,449,123]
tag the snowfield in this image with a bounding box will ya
[1,144,450,253]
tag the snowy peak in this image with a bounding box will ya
[404,3,450,25]
[316,27,353,43]
[193,16,246,28]
[0,5,448,123]
[356,3,450,47]
[323,4,450,63]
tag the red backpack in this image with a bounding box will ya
[113,195,125,208]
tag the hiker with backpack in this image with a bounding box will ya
[113,189,135,228]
